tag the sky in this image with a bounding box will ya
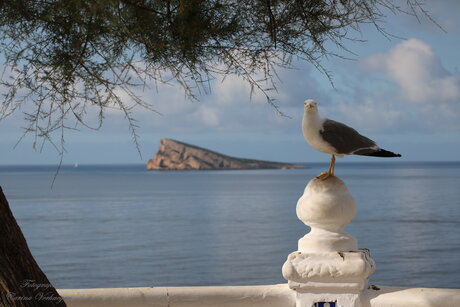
[1,2,460,165]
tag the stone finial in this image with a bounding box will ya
[282,176,375,307]
[296,176,357,253]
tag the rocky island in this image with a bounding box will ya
[147,138,307,170]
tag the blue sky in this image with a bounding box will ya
[1,2,460,165]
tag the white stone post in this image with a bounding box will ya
[282,176,375,307]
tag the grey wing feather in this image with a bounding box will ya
[319,119,377,154]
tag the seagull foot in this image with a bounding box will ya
[316,172,332,180]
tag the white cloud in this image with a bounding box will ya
[355,39,460,131]
[337,95,402,132]
[104,61,328,135]
[212,74,267,105]
[196,106,220,126]
[363,39,460,103]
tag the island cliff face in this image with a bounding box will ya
[147,138,307,170]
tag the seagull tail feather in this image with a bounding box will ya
[353,148,402,158]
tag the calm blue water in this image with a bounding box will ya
[1,162,459,289]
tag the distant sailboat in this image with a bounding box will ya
[74,163,79,168]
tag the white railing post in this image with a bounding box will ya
[282,176,375,307]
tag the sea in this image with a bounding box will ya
[1,162,459,290]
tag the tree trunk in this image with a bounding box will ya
[0,186,66,306]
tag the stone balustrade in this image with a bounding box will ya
[58,285,460,307]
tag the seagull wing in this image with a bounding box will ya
[319,119,377,155]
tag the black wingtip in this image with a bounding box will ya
[354,148,401,158]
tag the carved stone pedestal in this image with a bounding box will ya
[282,176,375,307]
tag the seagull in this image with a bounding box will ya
[302,99,401,180]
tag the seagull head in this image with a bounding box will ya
[304,99,318,114]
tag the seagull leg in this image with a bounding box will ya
[316,154,335,180]
[330,154,336,176]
